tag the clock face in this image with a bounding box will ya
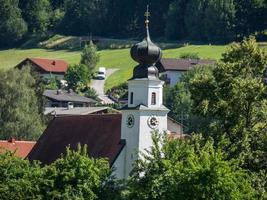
[126,114,135,128]
[148,116,159,129]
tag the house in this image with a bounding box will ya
[0,137,36,158]
[16,58,68,80]
[155,58,214,86]
[44,89,97,107]
[28,13,186,179]
[44,106,110,116]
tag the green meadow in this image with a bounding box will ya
[0,43,265,91]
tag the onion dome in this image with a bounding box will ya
[130,6,162,79]
[130,29,162,66]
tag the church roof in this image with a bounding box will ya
[27,114,124,165]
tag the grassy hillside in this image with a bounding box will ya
[0,42,266,91]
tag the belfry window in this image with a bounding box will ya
[130,92,134,104]
[151,92,156,105]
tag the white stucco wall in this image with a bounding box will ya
[160,71,183,87]
[128,79,164,108]
[41,73,65,80]
[115,108,169,179]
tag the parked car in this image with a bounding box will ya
[96,67,106,80]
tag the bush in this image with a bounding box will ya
[179,52,200,59]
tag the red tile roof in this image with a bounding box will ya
[0,138,36,158]
[29,58,68,73]
[28,114,124,165]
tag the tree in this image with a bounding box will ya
[203,0,236,42]
[42,145,110,200]
[80,42,100,77]
[0,151,43,200]
[0,67,44,140]
[184,0,207,41]
[65,64,89,90]
[188,37,267,174]
[165,0,189,40]
[185,0,236,42]
[127,132,256,200]
[234,0,266,38]
[20,0,52,34]
[60,0,109,35]
[0,145,112,200]
[0,0,27,47]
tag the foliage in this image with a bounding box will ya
[107,82,128,100]
[81,86,98,100]
[60,0,109,35]
[65,64,89,90]
[43,77,61,90]
[42,144,110,200]
[0,0,267,44]
[165,0,188,40]
[179,52,200,59]
[127,132,256,200]
[0,151,43,200]
[20,0,52,34]
[80,42,100,78]
[188,37,267,173]
[0,67,44,140]
[0,145,111,200]
[234,0,267,38]
[0,0,27,47]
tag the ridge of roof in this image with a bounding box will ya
[156,58,215,72]
[29,58,68,73]
[28,113,123,165]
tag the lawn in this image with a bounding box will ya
[0,43,265,91]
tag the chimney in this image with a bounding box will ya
[8,137,15,143]
[52,60,56,65]
[67,102,74,110]
[57,89,62,95]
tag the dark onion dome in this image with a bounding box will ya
[132,65,159,79]
[130,28,162,66]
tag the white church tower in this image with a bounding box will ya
[113,6,169,179]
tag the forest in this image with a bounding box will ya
[1,0,267,47]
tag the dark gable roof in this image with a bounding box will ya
[156,58,215,72]
[28,114,124,165]
[44,90,96,103]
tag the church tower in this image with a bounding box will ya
[113,7,169,179]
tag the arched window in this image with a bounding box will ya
[130,92,133,104]
[151,92,156,105]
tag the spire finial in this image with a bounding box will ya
[144,5,150,29]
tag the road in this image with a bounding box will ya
[91,69,118,104]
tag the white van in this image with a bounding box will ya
[96,67,106,80]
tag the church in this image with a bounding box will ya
[28,9,184,179]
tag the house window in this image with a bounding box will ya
[130,92,133,104]
[151,92,156,105]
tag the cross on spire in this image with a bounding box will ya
[144,5,150,28]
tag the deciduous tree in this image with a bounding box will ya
[127,133,256,200]
[0,67,44,140]
[0,0,27,47]
[65,64,89,90]
[80,42,100,77]
[189,37,267,174]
